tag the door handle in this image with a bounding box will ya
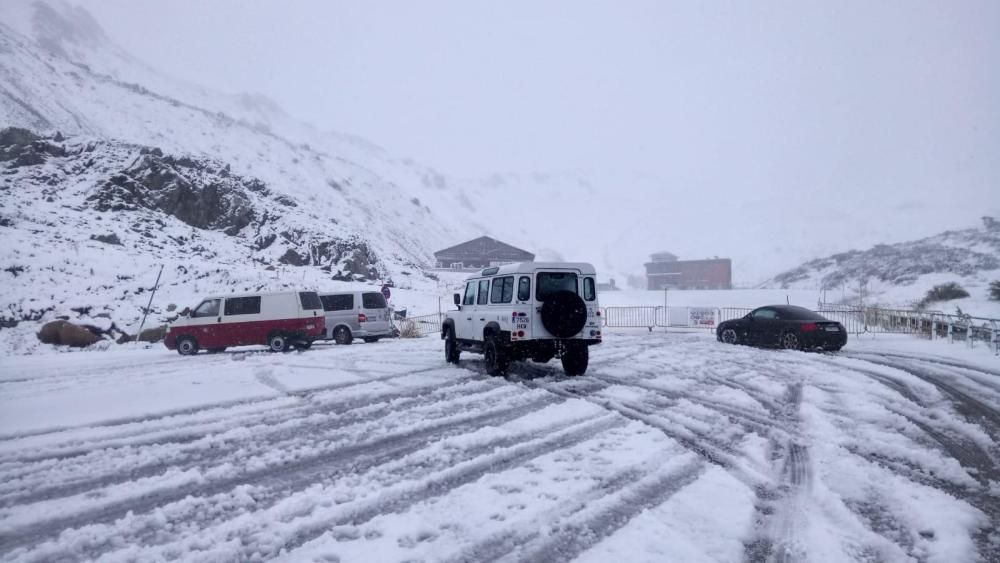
[217,317,222,323]
[479,318,485,321]
[466,317,472,321]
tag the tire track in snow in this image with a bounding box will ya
[0,378,504,508]
[462,460,706,563]
[0,366,467,462]
[0,394,561,554]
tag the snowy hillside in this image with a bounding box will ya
[0,0,507,347]
[766,217,1000,314]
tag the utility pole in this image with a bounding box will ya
[135,264,164,346]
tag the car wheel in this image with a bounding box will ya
[720,328,738,345]
[561,345,589,376]
[268,333,290,353]
[483,336,508,376]
[444,328,460,364]
[177,336,199,356]
[781,332,800,350]
[334,327,353,345]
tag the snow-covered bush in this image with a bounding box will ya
[917,282,970,309]
[989,280,1000,301]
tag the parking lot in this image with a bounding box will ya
[1,332,998,562]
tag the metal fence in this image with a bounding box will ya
[388,305,998,353]
[602,305,999,353]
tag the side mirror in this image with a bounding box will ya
[453,293,461,306]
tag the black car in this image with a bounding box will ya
[716,305,847,351]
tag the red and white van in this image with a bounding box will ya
[165,291,325,355]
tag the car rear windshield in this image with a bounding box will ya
[779,306,827,321]
[320,294,353,311]
[299,291,323,310]
[362,292,387,309]
[536,272,578,301]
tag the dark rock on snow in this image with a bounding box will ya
[37,320,100,347]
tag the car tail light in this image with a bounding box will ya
[801,323,817,332]
[358,313,367,323]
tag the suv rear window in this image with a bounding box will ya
[299,291,322,310]
[362,292,387,309]
[536,272,578,301]
[320,294,353,311]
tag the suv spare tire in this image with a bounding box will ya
[540,290,588,338]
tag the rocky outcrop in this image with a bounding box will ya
[86,151,259,236]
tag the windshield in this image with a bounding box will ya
[536,272,578,301]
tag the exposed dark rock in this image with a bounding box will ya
[0,127,40,148]
[91,232,122,245]
[279,248,309,266]
[86,152,257,234]
[254,233,277,250]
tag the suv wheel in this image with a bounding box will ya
[177,336,199,356]
[268,333,290,353]
[483,336,508,376]
[540,290,588,338]
[333,327,353,345]
[444,328,460,364]
[561,344,589,376]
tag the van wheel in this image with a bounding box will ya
[177,337,199,356]
[334,327,353,345]
[561,345,589,376]
[483,336,508,376]
[268,333,290,353]
[444,328,460,364]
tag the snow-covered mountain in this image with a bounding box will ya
[766,217,1000,312]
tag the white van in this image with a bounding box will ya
[318,291,393,344]
[165,291,325,354]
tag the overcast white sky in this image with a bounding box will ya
[73,0,999,182]
[54,0,1000,281]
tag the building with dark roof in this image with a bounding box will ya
[434,236,535,269]
[645,252,732,290]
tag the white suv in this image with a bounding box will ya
[442,262,602,376]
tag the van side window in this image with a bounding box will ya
[299,292,323,310]
[583,277,596,301]
[477,279,490,305]
[517,276,531,301]
[490,276,514,304]
[224,296,261,316]
[362,292,387,309]
[192,299,220,318]
[321,294,353,311]
[463,282,477,305]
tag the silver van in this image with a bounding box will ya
[318,291,393,344]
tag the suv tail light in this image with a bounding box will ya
[358,313,367,323]
[801,323,817,332]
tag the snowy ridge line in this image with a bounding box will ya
[0,394,561,553]
[0,378,504,507]
[0,372,485,465]
[468,459,706,563]
[0,363,451,444]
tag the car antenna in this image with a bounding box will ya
[786,295,790,305]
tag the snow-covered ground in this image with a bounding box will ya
[1,331,997,562]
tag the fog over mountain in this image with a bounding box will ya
[3,0,999,284]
